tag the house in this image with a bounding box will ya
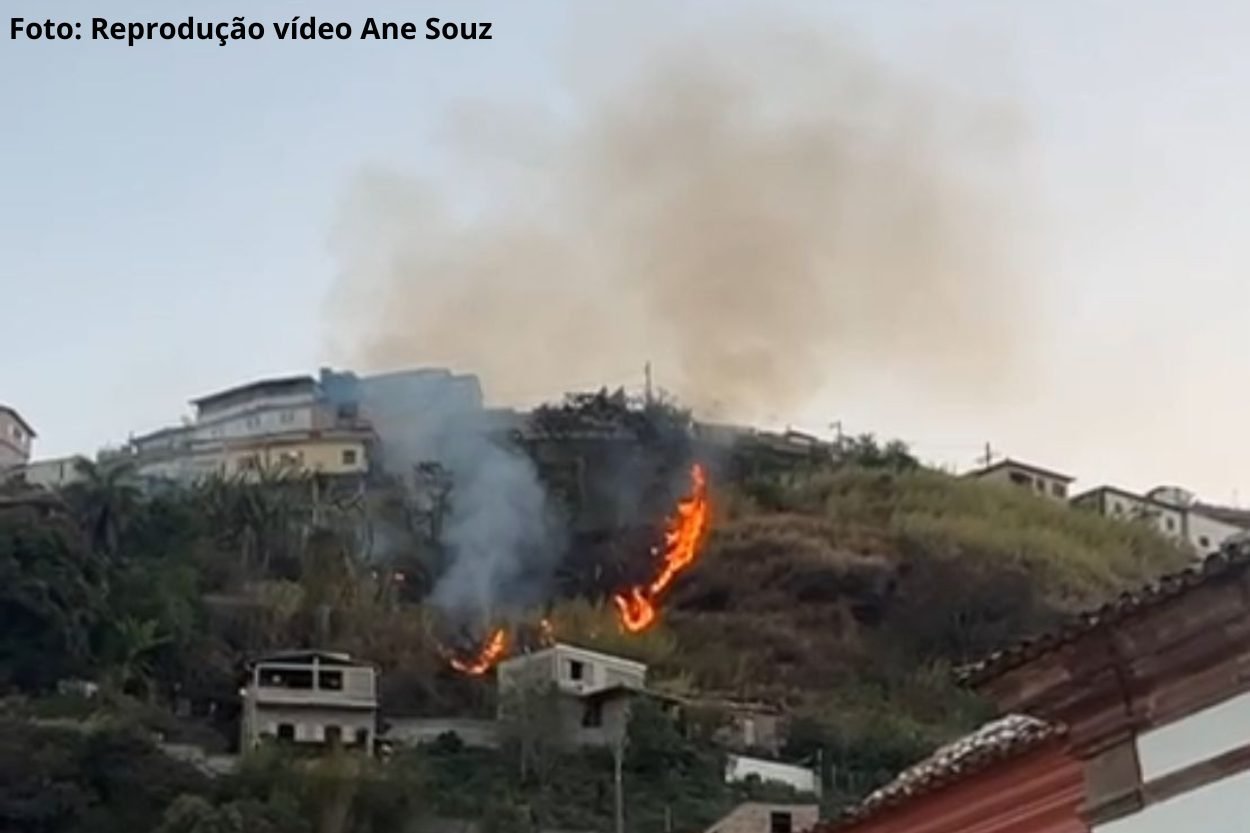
[812,715,1085,833]
[239,650,378,753]
[0,405,35,470]
[1070,486,1187,539]
[1071,484,1250,554]
[9,455,88,490]
[966,458,1075,501]
[961,542,1250,832]
[726,753,821,796]
[705,802,819,833]
[496,643,648,747]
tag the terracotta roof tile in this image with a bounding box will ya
[958,543,1250,686]
[817,715,1064,831]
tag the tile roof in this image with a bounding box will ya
[819,715,1064,831]
[958,543,1250,686]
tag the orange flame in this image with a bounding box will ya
[448,627,508,675]
[612,463,710,632]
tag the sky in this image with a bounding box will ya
[5,1,1250,501]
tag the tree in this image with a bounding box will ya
[63,458,142,557]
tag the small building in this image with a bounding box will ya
[0,405,35,470]
[240,650,378,753]
[726,753,821,796]
[496,643,648,748]
[966,458,1075,501]
[705,802,819,833]
[1070,485,1187,539]
[10,455,89,490]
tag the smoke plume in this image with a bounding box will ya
[326,22,1032,423]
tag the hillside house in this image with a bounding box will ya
[0,405,35,470]
[496,643,648,748]
[967,459,1074,501]
[1070,486,1186,539]
[706,803,820,833]
[240,650,378,753]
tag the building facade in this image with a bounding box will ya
[240,650,378,753]
[967,459,1075,501]
[1071,484,1249,553]
[965,545,1250,833]
[496,643,648,747]
[10,455,88,490]
[706,803,819,833]
[0,405,35,470]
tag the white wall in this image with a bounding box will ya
[1136,689,1250,782]
[1185,510,1245,553]
[192,402,317,445]
[725,754,820,796]
[1095,768,1250,833]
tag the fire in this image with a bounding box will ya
[448,627,508,675]
[612,463,710,632]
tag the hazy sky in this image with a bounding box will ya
[5,1,1250,501]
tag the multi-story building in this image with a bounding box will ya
[966,458,1075,501]
[10,455,89,490]
[0,405,35,470]
[496,643,648,748]
[239,650,378,752]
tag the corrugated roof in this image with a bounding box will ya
[818,715,1065,831]
[958,543,1250,686]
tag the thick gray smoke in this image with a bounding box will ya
[330,370,559,626]
[325,23,1034,424]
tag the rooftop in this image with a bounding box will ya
[965,458,1075,483]
[820,715,1065,830]
[191,375,317,409]
[958,542,1250,686]
[0,405,36,438]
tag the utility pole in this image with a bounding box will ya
[644,361,653,407]
[613,734,625,833]
[979,442,995,468]
[829,421,844,448]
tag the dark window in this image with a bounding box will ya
[277,723,295,741]
[770,812,792,833]
[569,660,585,681]
[355,728,370,747]
[1051,483,1064,497]
[1200,536,1211,548]
[582,702,603,727]
[319,670,343,691]
[1008,471,1030,486]
[324,725,342,747]
[259,667,314,689]
[342,449,358,465]
[1166,518,1175,531]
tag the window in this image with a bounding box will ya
[1034,479,1045,492]
[280,410,296,424]
[324,725,342,747]
[1008,471,1030,486]
[568,660,585,681]
[259,667,313,689]
[582,701,603,727]
[770,812,793,833]
[1200,536,1211,548]
[1165,518,1175,531]
[319,670,343,691]
[341,449,358,466]
[245,416,260,429]
[277,723,295,741]
[355,728,370,747]
[1113,502,1123,515]
[1052,483,1065,497]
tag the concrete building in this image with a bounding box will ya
[966,459,1075,501]
[705,803,820,833]
[239,650,378,753]
[10,455,88,490]
[1071,484,1250,554]
[726,753,821,796]
[496,643,648,747]
[964,544,1250,833]
[0,405,35,470]
[1070,486,1187,539]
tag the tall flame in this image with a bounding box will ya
[448,627,508,675]
[613,463,710,632]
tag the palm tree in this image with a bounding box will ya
[63,458,142,557]
[106,616,170,700]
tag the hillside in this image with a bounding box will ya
[0,423,1192,830]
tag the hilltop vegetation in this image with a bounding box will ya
[0,398,1192,829]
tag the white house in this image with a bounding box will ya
[1070,486,1187,540]
[0,405,35,470]
[966,459,1075,501]
[725,753,821,796]
[11,455,88,490]
[239,650,378,753]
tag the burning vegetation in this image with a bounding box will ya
[444,462,711,674]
